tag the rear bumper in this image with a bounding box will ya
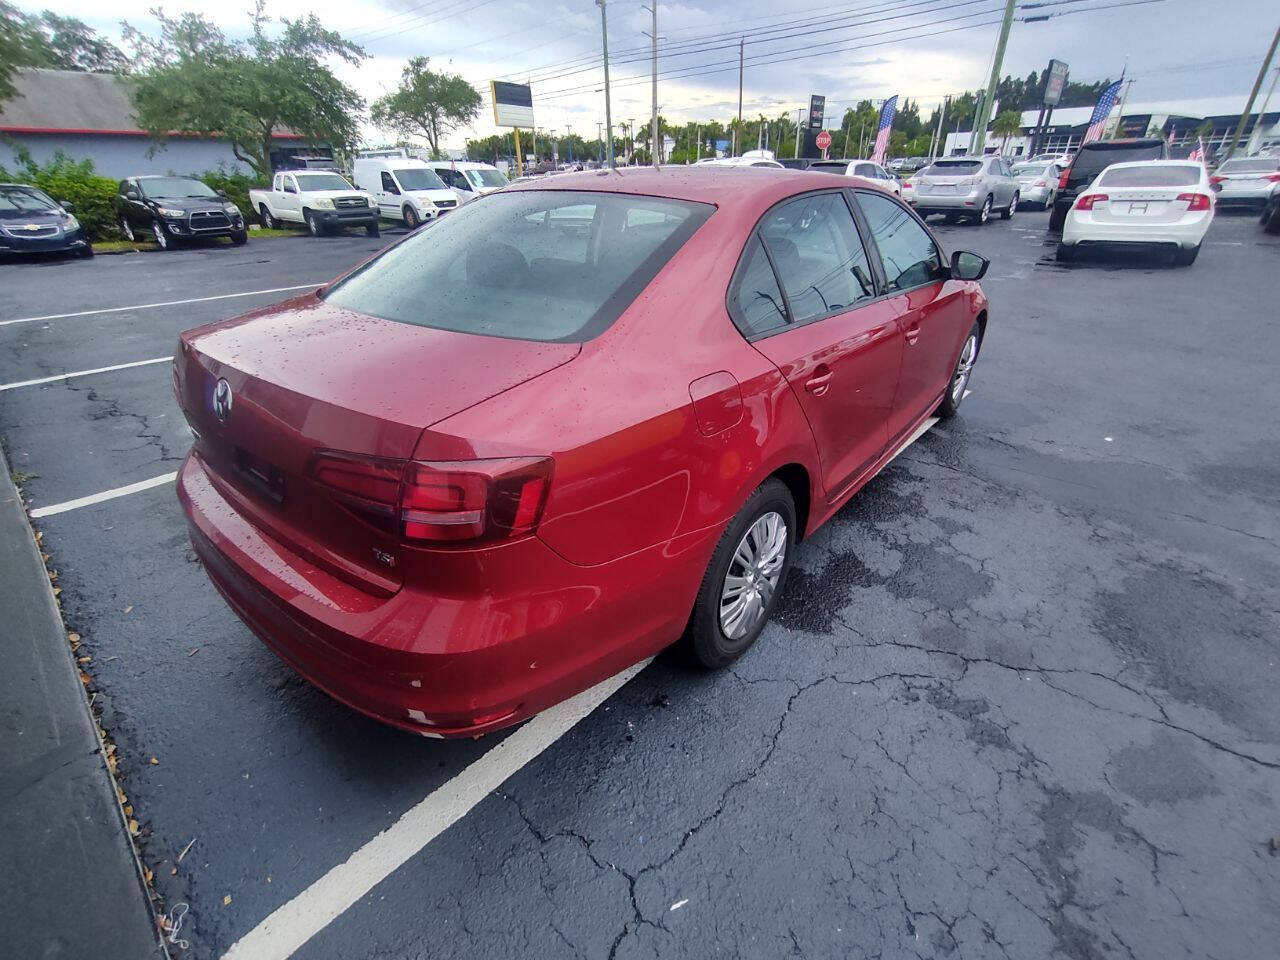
[1062,211,1211,249]
[177,450,712,737]
[908,191,985,213]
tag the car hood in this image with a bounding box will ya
[405,189,459,203]
[0,207,64,222]
[147,196,227,210]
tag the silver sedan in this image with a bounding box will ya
[906,155,1021,224]
[1011,160,1063,209]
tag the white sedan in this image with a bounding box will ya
[1058,160,1214,266]
[1209,156,1280,210]
[807,159,901,195]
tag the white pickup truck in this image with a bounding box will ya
[249,171,380,237]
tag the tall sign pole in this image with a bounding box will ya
[932,96,948,159]
[971,0,1017,155]
[1224,22,1280,161]
[596,0,615,168]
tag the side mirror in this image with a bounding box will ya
[217,189,228,198]
[950,250,989,281]
[59,200,75,213]
[125,190,140,201]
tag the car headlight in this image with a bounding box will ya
[365,196,375,207]
[223,203,241,215]
[63,214,80,230]
[312,197,334,209]
[156,206,186,217]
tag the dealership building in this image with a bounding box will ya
[0,69,330,177]
[940,95,1280,157]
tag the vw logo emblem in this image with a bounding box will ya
[213,378,233,423]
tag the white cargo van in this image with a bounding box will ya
[351,157,459,228]
[422,161,510,204]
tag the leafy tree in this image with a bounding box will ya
[1,3,127,102]
[993,109,1023,151]
[371,57,481,159]
[125,2,365,181]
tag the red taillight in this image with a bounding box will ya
[1265,172,1280,182]
[310,452,553,545]
[1209,174,1225,184]
[1177,192,1211,211]
[1074,193,1108,210]
[1058,169,1071,189]
[400,457,552,544]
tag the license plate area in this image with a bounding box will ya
[234,447,286,504]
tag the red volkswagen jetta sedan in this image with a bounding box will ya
[175,168,989,737]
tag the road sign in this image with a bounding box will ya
[1044,60,1069,107]
[808,95,826,129]
[490,81,534,129]
[815,130,832,150]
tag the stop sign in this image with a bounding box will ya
[815,130,832,151]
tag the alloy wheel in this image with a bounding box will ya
[1009,194,1018,215]
[979,197,992,223]
[951,333,977,403]
[119,217,134,242]
[152,222,168,249]
[719,511,788,640]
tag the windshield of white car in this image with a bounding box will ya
[922,160,981,176]
[466,168,509,188]
[393,168,448,190]
[1098,165,1201,187]
[1011,163,1051,177]
[0,186,58,213]
[1215,159,1277,174]
[323,190,713,343]
[294,174,355,191]
[141,177,217,199]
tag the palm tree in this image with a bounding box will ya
[993,109,1023,154]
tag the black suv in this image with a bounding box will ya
[1049,138,1168,230]
[114,175,248,250]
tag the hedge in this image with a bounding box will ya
[0,148,269,241]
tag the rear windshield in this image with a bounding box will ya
[1099,165,1201,187]
[922,159,980,176]
[393,168,448,191]
[1216,158,1278,174]
[808,161,849,174]
[323,190,713,342]
[1071,143,1164,177]
[1011,163,1051,177]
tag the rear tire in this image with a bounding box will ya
[259,204,278,229]
[683,478,796,669]
[943,213,960,224]
[1173,244,1200,266]
[1056,242,1075,262]
[1049,205,1067,231]
[971,196,992,225]
[1001,193,1018,219]
[1263,202,1280,235]
[937,323,980,419]
[118,216,135,242]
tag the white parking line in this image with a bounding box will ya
[0,357,170,392]
[0,283,323,327]
[221,657,652,960]
[28,472,177,518]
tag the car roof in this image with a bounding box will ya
[136,174,201,180]
[1100,159,1202,170]
[505,166,885,207]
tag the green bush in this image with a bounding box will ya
[198,165,268,224]
[0,148,122,240]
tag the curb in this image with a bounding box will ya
[0,443,167,958]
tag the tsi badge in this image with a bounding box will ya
[213,378,233,423]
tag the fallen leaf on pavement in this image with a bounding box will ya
[223,895,232,907]
[128,819,139,835]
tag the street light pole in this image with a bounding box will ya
[735,37,744,156]
[794,107,802,160]
[596,0,615,169]
[971,0,1017,155]
[648,1,659,167]
[1224,22,1280,161]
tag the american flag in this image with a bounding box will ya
[1188,138,1205,162]
[1083,79,1124,144]
[870,95,898,165]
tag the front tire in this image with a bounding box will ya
[304,210,324,237]
[937,323,980,419]
[230,229,248,245]
[366,222,381,237]
[77,244,94,258]
[683,478,796,669]
[403,205,420,229]
[152,221,172,250]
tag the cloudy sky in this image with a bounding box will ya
[21,0,1280,147]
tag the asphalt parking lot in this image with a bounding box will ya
[3,208,1278,960]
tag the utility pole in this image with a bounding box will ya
[596,122,603,164]
[737,37,747,156]
[596,0,615,168]
[646,1,659,167]
[1111,78,1134,138]
[694,123,701,162]
[1224,22,1280,161]
[844,122,851,158]
[794,107,803,160]
[932,96,948,159]
[1247,66,1280,154]
[970,0,1016,155]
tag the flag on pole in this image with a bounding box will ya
[870,95,898,165]
[1188,138,1205,162]
[1083,79,1124,144]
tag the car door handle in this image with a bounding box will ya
[904,323,922,345]
[804,366,832,396]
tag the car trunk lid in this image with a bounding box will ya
[175,294,579,593]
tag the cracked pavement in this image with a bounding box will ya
[2,213,1277,959]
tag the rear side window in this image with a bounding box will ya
[324,190,712,343]
[1099,165,1201,187]
[728,237,789,338]
[856,191,944,292]
[760,193,876,323]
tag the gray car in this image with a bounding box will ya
[1010,160,1063,209]
[907,155,1021,224]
